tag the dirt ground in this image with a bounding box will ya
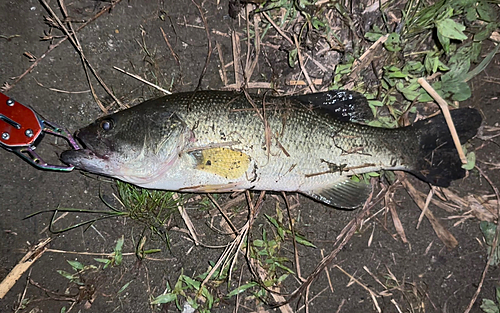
[1,1,499,312]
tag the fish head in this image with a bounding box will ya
[61,105,193,184]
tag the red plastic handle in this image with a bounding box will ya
[0,93,42,147]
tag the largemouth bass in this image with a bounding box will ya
[61,90,481,208]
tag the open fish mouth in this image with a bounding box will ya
[60,148,106,171]
[60,132,111,172]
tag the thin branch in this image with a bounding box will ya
[191,0,212,91]
[418,78,467,163]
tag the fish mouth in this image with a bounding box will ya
[60,131,109,172]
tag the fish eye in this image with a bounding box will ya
[100,119,114,131]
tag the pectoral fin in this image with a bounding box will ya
[303,179,371,209]
[189,147,251,179]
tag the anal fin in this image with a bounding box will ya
[303,179,371,209]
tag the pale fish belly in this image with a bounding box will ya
[136,132,400,196]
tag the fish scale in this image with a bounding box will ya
[170,92,402,185]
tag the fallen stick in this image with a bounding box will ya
[417,78,467,164]
[0,238,52,299]
[113,66,171,95]
[399,174,458,249]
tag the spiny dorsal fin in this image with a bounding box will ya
[302,179,371,209]
[291,90,373,123]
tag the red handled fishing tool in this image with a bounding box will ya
[0,92,80,171]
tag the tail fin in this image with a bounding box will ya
[409,108,482,187]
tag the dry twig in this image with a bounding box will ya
[417,78,467,163]
[113,66,171,95]
[398,173,458,249]
[0,238,52,299]
[464,166,500,313]
[191,0,212,91]
[293,35,317,93]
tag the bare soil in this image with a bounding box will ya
[1,1,499,312]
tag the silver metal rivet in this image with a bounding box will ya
[25,129,34,138]
[2,132,10,140]
[6,99,14,106]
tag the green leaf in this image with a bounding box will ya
[461,151,475,170]
[365,32,383,42]
[277,273,289,283]
[151,293,177,305]
[403,61,424,73]
[118,280,133,294]
[182,275,201,290]
[227,282,258,297]
[368,120,383,127]
[397,80,421,101]
[474,22,497,41]
[436,18,468,40]
[464,44,500,82]
[201,286,214,308]
[450,81,471,101]
[480,299,500,313]
[186,296,199,309]
[437,30,451,53]
[477,1,496,22]
[384,66,407,78]
[94,258,111,264]
[335,63,353,75]
[253,239,265,247]
[480,221,500,266]
[114,236,124,266]
[60,307,67,313]
[57,270,75,280]
[288,48,298,68]
[143,249,161,254]
[295,234,316,248]
[368,100,384,107]
[481,221,496,244]
[384,33,401,52]
[273,261,294,274]
[424,54,439,74]
[418,81,448,102]
[67,260,84,271]
[311,17,325,29]
[465,6,477,22]
[277,226,284,240]
[496,286,500,306]
[115,236,124,252]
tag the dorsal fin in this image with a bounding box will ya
[291,90,373,123]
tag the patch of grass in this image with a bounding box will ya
[115,181,181,248]
[382,268,428,312]
[94,235,125,268]
[148,199,319,312]
[360,0,497,122]
[151,269,219,312]
[57,259,98,286]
